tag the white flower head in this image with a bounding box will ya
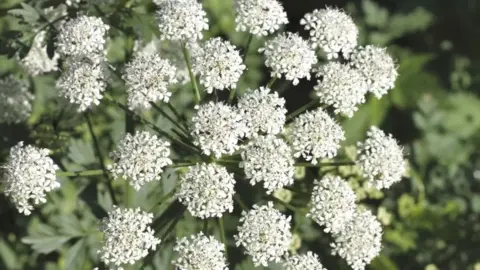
[300,7,358,59]
[350,45,398,98]
[56,59,107,112]
[56,15,109,62]
[156,0,209,41]
[260,33,317,85]
[237,87,287,138]
[241,135,295,194]
[307,175,357,234]
[331,209,382,270]
[357,126,406,189]
[21,31,59,76]
[0,76,33,124]
[283,251,326,270]
[192,37,246,93]
[109,131,172,190]
[234,0,288,36]
[314,62,368,117]
[191,102,246,158]
[99,207,161,268]
[173,232,228,270]
[3,142,59,215]
[177,163,235,218]
[123,52,177,110]
[288,108,345,164]
[234,202,292,266]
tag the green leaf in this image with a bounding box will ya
[0,239,18,269]
[22,235,72,254]
[8,3,40,25]
[63,239,86,270]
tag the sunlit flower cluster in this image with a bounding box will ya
[108,131,172,190]
[235,202,292,266]
[173,232,228,270]
[3,142,59,215]
[234,0,288,36]
[283,252,326,270]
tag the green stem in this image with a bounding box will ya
[167,103,189,129]
[267,77,278,88]
[218,217,228,258]
[286,99,320,120]
[168,162,198,168]
[234,194,248,211]
[56,170,104,177]
[294,161,356,167]
[182,43,201,104]
[149,102,189,135]
[84,113,118,205]
[242,34,253,63]
[106,97,200,154]
[149,187,177,212]
[271,196,306,214]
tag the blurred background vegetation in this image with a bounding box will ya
[0,0,479,269]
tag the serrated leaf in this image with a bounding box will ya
[8,3,40,25]
[63,239,86,270]
[22,235,72,254]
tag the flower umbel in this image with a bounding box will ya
[123,52,177,110]
[237,87,287,138]
[191,102,246,158]
[283,251,326,270]
[56,15,109,62]
[314,62,368,117]
[234,0,288,36]
[350,45,398,98]
[357,126,406,189]
[156,0,209,41]
[331,209,382,270]
[109,131,172,190]
[192,37,245,93]
[288,108,345,164]
[260,32,317,85]
[99,207,160,268]
[307,175,357,234]
[301,7,358,58]
[0,76,33,124]
[241,135,295,194]
[56,59,107,112]
[3,142,59,215]
[235,202,292,266]
[177,163,235,218]
[173,232,228,270]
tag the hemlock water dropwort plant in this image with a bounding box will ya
[1,1,408,269]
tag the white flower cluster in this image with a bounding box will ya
[56,15,109,62]
[234,0,288,36]
[99,207,160,268]
[288,108,345,164]
[260,32,317,85]
[301,7,358,58]
[235,202,292,266]
[3,142,59,215]
[241,136,294,194]
[191,102,246,158]
[314,62,368,117]
[192,37,245,93]
[173,232,228,270]
[307,175,357,234]
[156,0,209,41]
[0,76,33,124]
[357,126,406,189]
[21,31,59,76]
[56,59,107,112]
[351,45,398,98]
[109,131,172,190]
[283,251,326,270]
[237,87,286,138]
[331,210,382,270]
[123,52,177,110]
[177,163,235,218]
